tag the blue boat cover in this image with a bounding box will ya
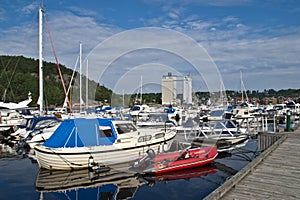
[43,118,117,148]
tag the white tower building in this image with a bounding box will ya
[162,73,192,105]
[183,75,192,104]
[162,73,177,105]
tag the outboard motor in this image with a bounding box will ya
[88,155,110,173]
[147,149,155,159]
[133,149,155,168]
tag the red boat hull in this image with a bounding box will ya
[144,146,218,175]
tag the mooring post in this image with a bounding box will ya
[286,110,291,132]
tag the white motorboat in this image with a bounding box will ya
[34,118,176,170]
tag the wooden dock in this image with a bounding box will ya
[205,129,300,200]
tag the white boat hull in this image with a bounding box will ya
[34,135,175,170]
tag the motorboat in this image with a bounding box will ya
[0,92,33,133]
[34,117,177,170]
[191,134,250,152]
[25,122,61,148]
[10,116,61,148]
[132,145,218,175]
[135,112,175,128]
[175,119,248,149]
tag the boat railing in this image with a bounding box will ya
[185,119,245,140]
[217,121,235,136]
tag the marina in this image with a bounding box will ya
[1,2,300,199]
[0,135,259,200]
[1,79,300,200]
[1,118,299,199]
[1,74,300,199]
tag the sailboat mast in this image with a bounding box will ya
[240,71,244,102]
[122,89,125,107]
[86,59,88,109]
[240,70,248,103]
[140,76,143,104]
[39,7,44,114]
[79,42,82,112]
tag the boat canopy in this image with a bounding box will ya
[43,118,118,148]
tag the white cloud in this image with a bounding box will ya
[201,28,300,90]
[20,2,39,15]
[1,2,300,93]
[67,6,98,17]
[168,12,179,19]
[138,9,300,91]
[222,16,240,23]
[145,0,253,7]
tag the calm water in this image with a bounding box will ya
[0,139,259,200]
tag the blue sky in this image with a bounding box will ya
[1,0,300,93]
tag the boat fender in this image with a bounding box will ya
[88,156,96,171]
[163,142,168,152]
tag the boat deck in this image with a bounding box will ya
[205,128,300,199]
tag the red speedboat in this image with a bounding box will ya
[133,146,218,175]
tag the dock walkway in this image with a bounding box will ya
[205,129,300,200]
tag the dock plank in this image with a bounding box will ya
[204,130,300,200]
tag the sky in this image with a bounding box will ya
[1,0,300,95]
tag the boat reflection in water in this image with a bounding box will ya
[137,164,218,187]
[35,162,218,200]
[35,165,142,200]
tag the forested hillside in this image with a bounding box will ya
[0,55,112,107]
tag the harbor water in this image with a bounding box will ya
[0,137,260,200]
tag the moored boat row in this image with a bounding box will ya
[1,98,299,173]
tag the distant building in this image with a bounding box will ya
[183,76,192,104]
[162,73,177,105]
[161,72,192,105]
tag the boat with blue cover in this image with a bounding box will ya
[34,117,176,170]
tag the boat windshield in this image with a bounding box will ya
[99,126,113,137]
[131,106,141,111]
[210,109,224,117]
[115,123,137,134]
[35,120,58,129]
